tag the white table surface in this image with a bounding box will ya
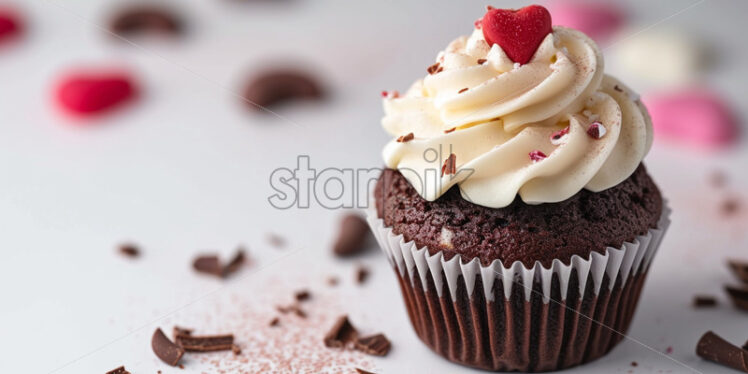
[1,0,747,373]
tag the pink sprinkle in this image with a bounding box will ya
[474,18,482,29]
[587,122,606,139]
[529,150,547,162]
[550,127,570,145]
[381,90,399,99]
[380,90,388,98]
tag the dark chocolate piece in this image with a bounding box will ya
[222,248,246,277]
[243,70,322,110]
[323,316,358,348]
[269,317,280,327]
[725,285,748,312]
[118,243,139,258]
[693,295,718,308]
[696,331,748,372]
[231,344,241,355]
[355,266,369,285]
[151,328,184,366]
[333,214,370,257]
[105,366,130,374]
[295,289,311,301]
[110,7,182,37]
[728,259,748,284]
[355,369,375,374]
[172,326,193,340]
[176,334,234,352]
[354,334,391,356]
[276,304,306,318]
[193,255,222,277]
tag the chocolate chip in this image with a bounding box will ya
[175,334,234,352]
[110,7,183,37]
[151,328,184,366]
[118,243,139,258]
[106,366,130,374]
[295,289,311,302]
[396,133,414,143]
[332,214,370,257]
[243,70,323,110]
[725,285,748,312]
[354,333,391,356]
[355,368,375,374]
[693,295,718,308]
[696,331,748,372]
[441,153,457,176]
[729,260,748,284]
[355,266,369,285]
[323,315,358,348]
[192,248,247,278]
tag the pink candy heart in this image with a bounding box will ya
[644,89,739,150]
[547,1,625,43]
[55,70,139,117]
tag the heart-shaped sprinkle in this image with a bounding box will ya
[55,71,138,116]
[481,5,552,65]
[529,150,547,162]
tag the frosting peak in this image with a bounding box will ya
[381,25,653,208]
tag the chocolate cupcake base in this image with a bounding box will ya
[367,205,670,372]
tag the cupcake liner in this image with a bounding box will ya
[366,203,670,372]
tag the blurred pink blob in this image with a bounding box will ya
[0,7,24,45]
[644,89,739,150]
[54,70,139,118]
[547,1,625,43]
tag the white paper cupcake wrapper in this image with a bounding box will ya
[366,203,670,303]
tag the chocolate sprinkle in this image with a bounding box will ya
[176,334,234,352]
[725,285,748,312]
[332,214,370,257]
[354,333,391,356]
[477,58,487,65]
[323,316,358,348]
[729,259,748,284]
[441,153,457,176]
[276,304,307,318]
[110,6,183,37]
[105,366,130,374]
[427,62,441,74]
[694,295,718,308]
[243,70,323,110]
[295,289,311,301]
[396,132,414,143]
[151,328,184,366]
[696,331,748,372]
[118,243,140,258]
[614,85,623,92]
[355,266,369,284]
[444,127,456,134]
[458,87,468,94]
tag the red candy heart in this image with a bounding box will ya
[0,9,23,45]
[481,5,552,65]
[55,71,138,116]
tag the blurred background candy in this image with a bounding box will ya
[54,69,139,118]
[0,6,23,46]
[546,0,625,43]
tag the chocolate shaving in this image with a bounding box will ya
[696,331,748,372]
[231,344,242,355]
[356,369,375,374]
[725,285,748,312]
[110,7,183,37]
[694,295,718,308]
[436,66,444,73]
[276,304,307,318]
[426,62,441,74]
[477,58,487,65]
[729,259,748,284]
[324,315,358,348]
[332,214,371,257]
[614,85,623,92]
[118,243,140,258]
[295,289,311,302]
[106,366,130,374]
[444,127,456,134]
[243,70,323,110]
[355,266,369,284]
[192,248,246,278]
[441,153,457,176]
[176,334,234,352]
[172,326,193,340]
[151,328,184,366]
[269,317,280,327]
[396,132,414,143]
[354,333,391,356]
[458,87,468,94]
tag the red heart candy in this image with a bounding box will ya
[481,5,553,65]
[0,9,23,45]
[55,72,138,116]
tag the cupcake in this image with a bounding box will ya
[367,5,670,372]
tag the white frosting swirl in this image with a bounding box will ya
[381,26,653,208]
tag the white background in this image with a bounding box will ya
[0,0,747,373]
